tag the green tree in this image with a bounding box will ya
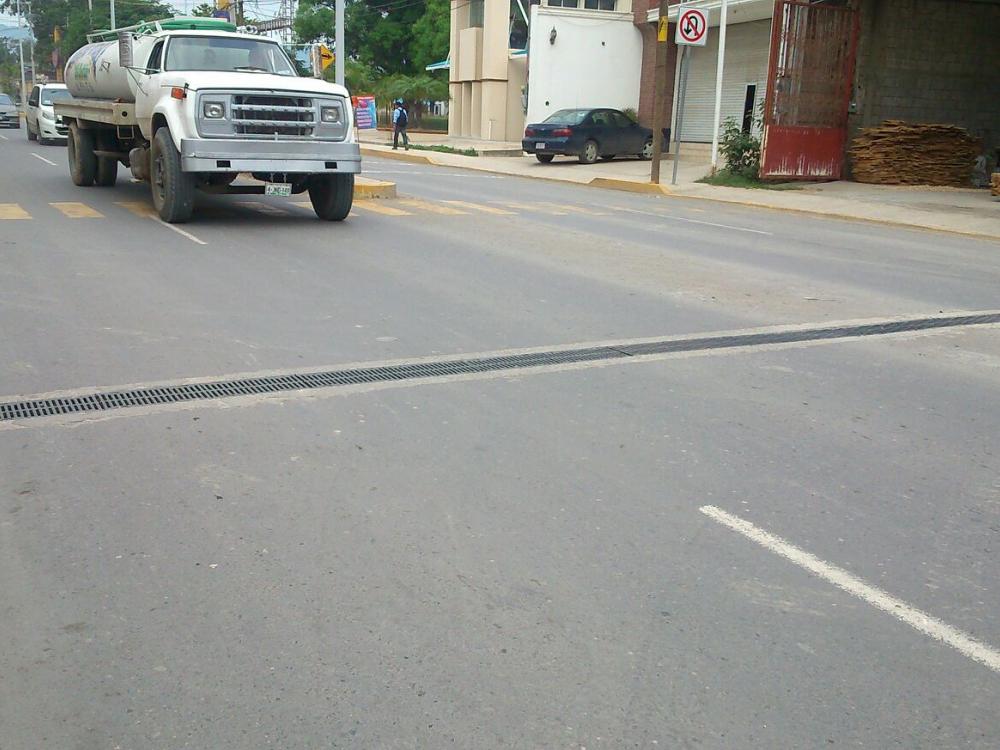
[191,4,217,17]
[373,72,447,127]
[409,0,449,72]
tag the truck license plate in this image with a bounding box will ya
[265,182,292,197]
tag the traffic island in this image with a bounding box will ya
[355,177,397,199]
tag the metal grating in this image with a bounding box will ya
[2,313,998,423]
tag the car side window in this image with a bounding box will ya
[611,112,633,128]
[28,86,39,107]
[147,41,164,72]
[591,111,611,127]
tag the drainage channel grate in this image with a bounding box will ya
[2,313,998,423]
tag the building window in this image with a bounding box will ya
[583,0,616,8]
[469,0,485,27]
[548,0,579,7]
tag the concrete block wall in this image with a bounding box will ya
[852,0,1000,152]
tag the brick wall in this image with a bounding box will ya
[852,0,1000,153]
[633,0,678,129]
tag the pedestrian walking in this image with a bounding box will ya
[392,99,409,150]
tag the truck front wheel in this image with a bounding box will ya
[151,127,195,223]
[308,173,354,221]
[68,123,97,187]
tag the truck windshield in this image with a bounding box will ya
[41,89,71,106]
[165,37,296,76]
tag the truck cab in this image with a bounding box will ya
[56,18,361,223]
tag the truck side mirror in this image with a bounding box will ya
[118,31,133,68]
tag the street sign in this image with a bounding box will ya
[657,17,668,43]
[318,44,334,70]
[676,7,708,46]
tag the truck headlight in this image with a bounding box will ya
[321,106,342,124]
[203,101,225,119]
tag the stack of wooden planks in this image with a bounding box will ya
[849,120,980,187]
[992,172,1000,198]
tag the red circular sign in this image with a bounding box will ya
[679,9,706,43]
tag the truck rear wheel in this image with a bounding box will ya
[308,173,353,221]
[95,131,119,187]
[151,127,195,223]
[68,123,97,187]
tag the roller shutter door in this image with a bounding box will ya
[673,18,772,142]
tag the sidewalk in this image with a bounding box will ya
[359,132,1000,241]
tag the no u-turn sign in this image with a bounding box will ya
[676,7,708,46]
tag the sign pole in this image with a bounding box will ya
[335,0,345,86]
[649,0,669,184]
[710,0,729,171]
[671,44,690,186]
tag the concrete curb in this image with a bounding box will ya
[360,146,434,165]
[355,177,397,199]
[589,177,673,195]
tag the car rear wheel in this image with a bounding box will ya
[579,140,598,165]
[535,154,554,163]
[27,122,36,141]
[640,138,654,160]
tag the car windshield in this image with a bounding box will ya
[165,37,296,75]
[41,89,71,106]
[543,109,590,126]
[0,94,12,105]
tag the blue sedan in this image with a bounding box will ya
[522,108,655,165]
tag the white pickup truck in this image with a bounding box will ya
[55,17,361,223]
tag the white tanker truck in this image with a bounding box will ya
[55,17,361,223]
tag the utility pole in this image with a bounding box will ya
[709,0,728,171]
[335,0,344,86]
[15,0,26,103]
[27,1,34,84]
[649,0,669,184]
[110,0,117,30]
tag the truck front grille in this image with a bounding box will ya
[232,95,315,137]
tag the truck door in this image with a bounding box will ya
[134,39,165,134]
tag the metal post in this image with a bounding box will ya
[649,0,669,184]
[710,0,728,171]
[335,0,345,86]
[671,44,690,185]
[27,1,34,84]
[110,0,117,30]
[15,0,26,102]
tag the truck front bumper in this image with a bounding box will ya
[180,138,362,174]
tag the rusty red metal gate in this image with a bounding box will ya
[760,0,859,180]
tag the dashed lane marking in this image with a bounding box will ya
[397,198,468,215]
[440,200,516,215]
[30,152,57,166]
[0,203,31,219]
[617,206,773,236]
[50,202,103,219]
[114,201,206,245]
[352,199,413,216]
[699,505,1000,675]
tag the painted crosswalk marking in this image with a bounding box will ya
[500,201,569,215]
[116,201,155,218]
[50,202,104,218]
[237,201,290,216]
[0,203,30,220]
[352,200,413,216]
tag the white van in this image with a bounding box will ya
[26,83,71,143]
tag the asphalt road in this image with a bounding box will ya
[2,133,999,749]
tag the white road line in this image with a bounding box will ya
[0,133,8,141]
[618,206,772,235]
[30,152,58,166]
[153,217,207,245]
[699,505,1000,674]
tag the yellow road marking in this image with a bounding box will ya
[397,198,467,215]
[116,201,155,218]
[539,202,607,216]
[50,202,103,218]
[440,200,516,216]
[0,203,30,220]
[353,200,412,216]
[237,201,289,216]
[500,201,569,215]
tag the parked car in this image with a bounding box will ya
[25,83,71,144]
[523,108,654,165]
[0,93,20,129]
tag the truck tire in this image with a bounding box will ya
[95,131,119,187]
[308,173,353,221]
[150,127,195,223]
[68,122,97,186]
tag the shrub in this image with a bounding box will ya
[718,117,760,180]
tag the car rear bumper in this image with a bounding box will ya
[521,137,576,155]
[0,113,18,127]
[180,138,362,174]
